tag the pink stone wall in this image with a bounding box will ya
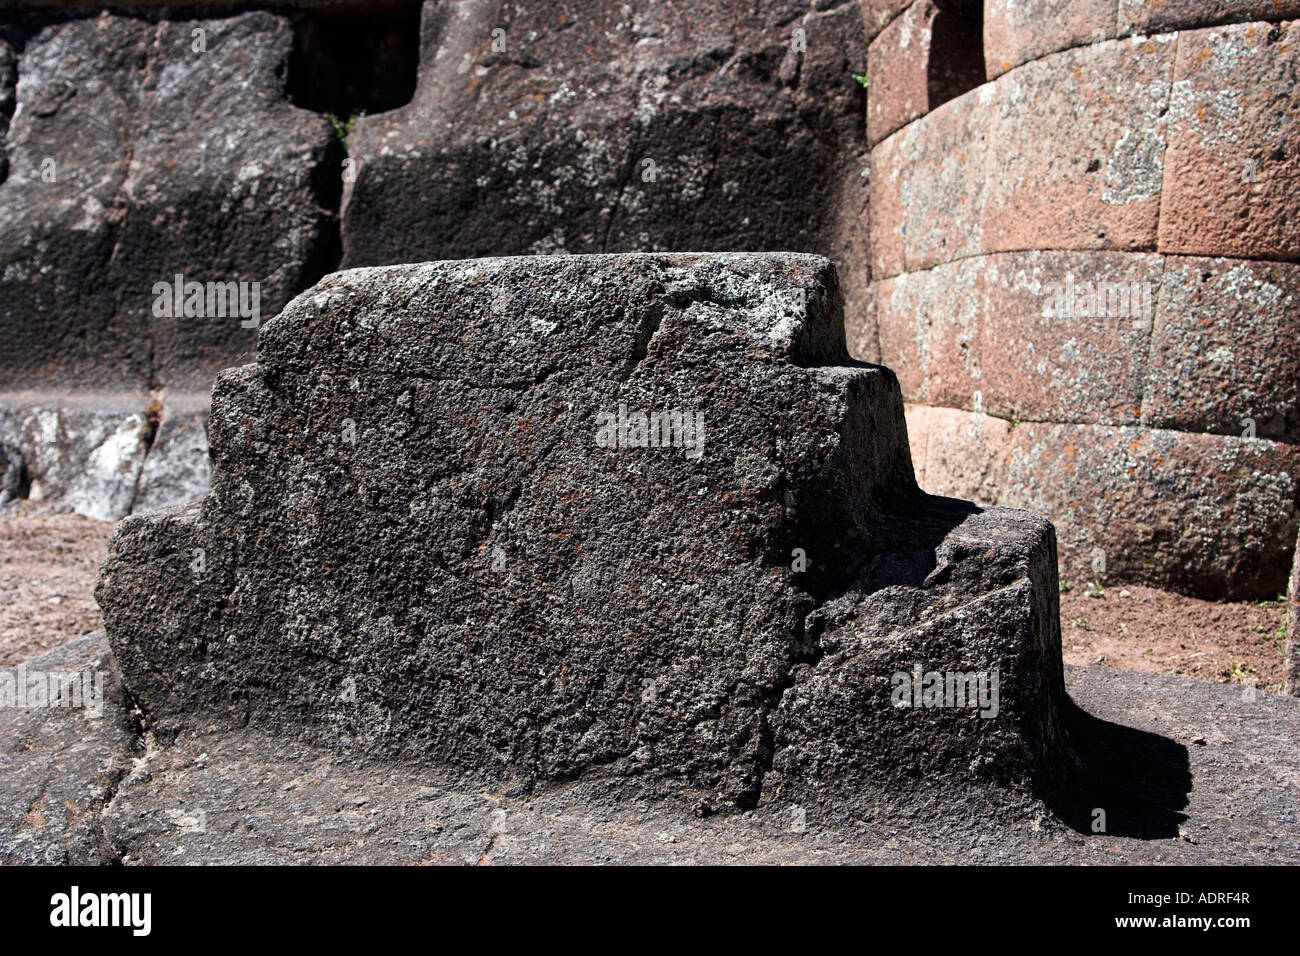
[865,1,1300,600]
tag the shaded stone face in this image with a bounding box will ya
[340,0,872,329]
[0,11,339,393]
[0,38,14,184]
[98,253,1072,815]
[866,0,985,146]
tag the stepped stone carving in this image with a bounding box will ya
[98,253,1072,813]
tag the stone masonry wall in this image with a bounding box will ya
[861,0,1300,599]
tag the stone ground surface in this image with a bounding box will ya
[1,631,1296,864]
[4,512,1286,688]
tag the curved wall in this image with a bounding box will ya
[862,1,1300,599]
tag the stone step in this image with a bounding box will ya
[97,252,1074,815]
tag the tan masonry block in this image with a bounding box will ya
[879,251,1161,426]
[874,260,983,408]
[1119,0,1300,35]
[979,251,1161,426]
[871,35,1176,277]
[1158,19,1300,262]
[1143,256,1300,441]
[981,35,1174,258]
[984,0,1118,80]
[1000,421,1299,599]
[867,0,940,145]
[871,91,991,275]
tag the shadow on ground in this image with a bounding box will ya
[1053,698,1191,839]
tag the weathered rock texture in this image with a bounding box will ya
[863,1,1300,598]
[0,37,14,183]
[341,0,872,333]
[2,0,880,519]
[98,253,1072,815]
[984,0,1300,78]
[0,633,138,865]
[5,0,1297,606]
[1287,533,1299,696]
[0,391,215,521]
[0,8,338,517]
[1118,0,1300,35]
[0,394,155,521]
[0,10,338,393]
[903,406,1300,598]
[6,633,1300,863]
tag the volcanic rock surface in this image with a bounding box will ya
[98,252,1071,815]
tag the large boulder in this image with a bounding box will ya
[340,0,872,330]
[0,10,339,394]
[98,253,1072,815]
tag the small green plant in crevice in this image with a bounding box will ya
[851,70,870,144]
[1085,581,1106,598]
[326,112,362,147]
